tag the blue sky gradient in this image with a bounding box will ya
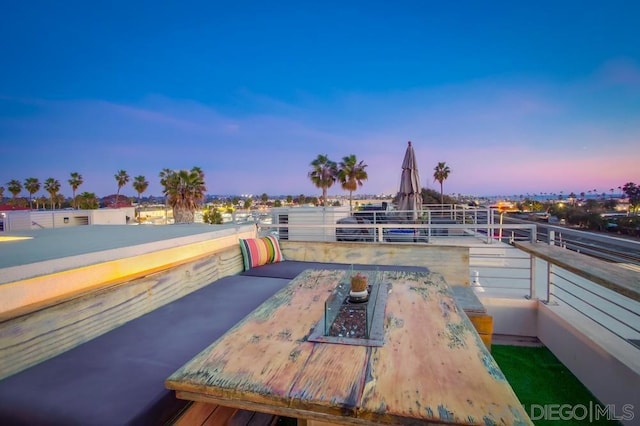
[1,1,639,199]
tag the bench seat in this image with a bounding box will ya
[451,286,493,348]
[0,275,290,426]
[241,260,429,280]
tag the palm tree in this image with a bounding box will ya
[43,178,61,210]
[114,170,130,207]
[7,179,22,203]
[36,195,47,210]
[68,172,83,209]
[133,175,149,204]
[337,154,368,213]
[24,177,40,209]
[55,193,65,209]
[159,168,173,223]
[308,154,337,207]
[77,192,99,209]
[433,162,451,205]
[160,167,207,224]
[622,182,640,215]
[0,186,4,204]
[133,175,149,223]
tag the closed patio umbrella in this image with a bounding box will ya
[397,141,423,221]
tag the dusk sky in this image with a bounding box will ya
[1,1,639,199]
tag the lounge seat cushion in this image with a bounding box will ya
[0,275,291,426]
[451,286,487,314]
[241,260,429,280]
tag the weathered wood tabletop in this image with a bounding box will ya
[166,269,532,425]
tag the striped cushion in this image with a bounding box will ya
[239,236,284,270]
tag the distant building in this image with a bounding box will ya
[0,207,136,232]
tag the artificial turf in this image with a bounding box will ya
[491,344,623,425]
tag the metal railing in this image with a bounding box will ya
[544,264,639,347]
[258,222,537,244]
[505,216,640,267]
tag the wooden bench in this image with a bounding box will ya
[172,402,279,426]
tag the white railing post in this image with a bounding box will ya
[545,262,553,304]
[473,209,478,236]
[548,230,555,245]
[528,254,536,300]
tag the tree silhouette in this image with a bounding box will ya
[160,167,206,224]
[68,172,84,209]
[308,154,337,207]
[337,154,368,213]
[7,179,22,203]
[24,178,40,209]
[114,170,130,207]
[433,162,452,205]
[44,178,61,210]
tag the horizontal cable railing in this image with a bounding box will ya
[468,246,532,297]
[547,266,640,346]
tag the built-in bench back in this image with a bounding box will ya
[280,241,470,287]
[0,245,244,380]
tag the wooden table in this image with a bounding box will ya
[166,269,532,425]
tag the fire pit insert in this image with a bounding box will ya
[307,270,389,347]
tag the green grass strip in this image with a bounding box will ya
[492,344,623,425]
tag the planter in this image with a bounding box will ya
[350,273,369,302]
